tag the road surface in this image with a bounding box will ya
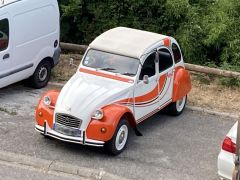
[0,83,236,179]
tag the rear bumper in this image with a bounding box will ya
[53,47,61,66]
[35,121,104,147]
[217,149,235,180]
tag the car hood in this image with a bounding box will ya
[54,72,134,129]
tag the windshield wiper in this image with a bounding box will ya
[98,67,117,72]
[121,72,136,76]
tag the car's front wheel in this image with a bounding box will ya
[166,95,187,116]
[105,119,129,155]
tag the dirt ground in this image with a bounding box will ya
[52,54,240,116]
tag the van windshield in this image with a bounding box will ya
[82,49,140,77]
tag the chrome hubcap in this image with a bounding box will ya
[115,125,128,151]
[176,96,186,112]
[38,67,48,81]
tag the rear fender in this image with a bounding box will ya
[172,67,192,102]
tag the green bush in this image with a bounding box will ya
[58,0,240,72]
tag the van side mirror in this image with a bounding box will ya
[69,58,78,68]
[143,75,149,84]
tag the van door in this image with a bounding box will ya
[0,15,11,88]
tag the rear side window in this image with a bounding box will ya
[158,48,173,72]
[0,19,9,51]
[172,43,182,64]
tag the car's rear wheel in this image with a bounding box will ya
[105,119,129,155]
[29,60,51,89]
[166,95,187,116]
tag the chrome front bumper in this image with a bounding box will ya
[35,121,104,147]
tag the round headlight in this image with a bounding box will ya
[43,96,51,106]
[92,109,104,120]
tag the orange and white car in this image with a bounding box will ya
[35,27,191,155]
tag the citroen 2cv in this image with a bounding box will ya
[35,27,191,155]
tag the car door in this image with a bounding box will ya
[134,52,159,123]
[157,47,174,108]
[0,14,12,88]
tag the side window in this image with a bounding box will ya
[139,53,156,80]
[0,19,9,52]
[172,43,182,64]
[158,48,173,72]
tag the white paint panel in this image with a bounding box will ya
[14,5,58,46]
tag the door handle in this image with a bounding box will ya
[3,53,10,60]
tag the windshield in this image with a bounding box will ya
[82,49,140,76]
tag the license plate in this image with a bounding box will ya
[54,123,81,137]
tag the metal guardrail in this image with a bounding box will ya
[60,42,240,78]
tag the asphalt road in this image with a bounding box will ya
[0,83,236,180]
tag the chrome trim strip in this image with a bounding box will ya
[35,125,104,147]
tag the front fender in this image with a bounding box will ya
[35,90,60,128]
[86,104,134,142]
[172,67,192,102]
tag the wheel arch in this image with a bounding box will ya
[86,104,136,142]
[38,56,54,69]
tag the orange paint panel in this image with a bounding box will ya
[86,104,134,141]
[158,74,167,93]
[172,67,192,102]
[35,90,60,128]
[119,74,167,105]
[79,68,133,83]
[163,38,171,47]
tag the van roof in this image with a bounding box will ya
[0,0,19,7]
[89,27,169,59]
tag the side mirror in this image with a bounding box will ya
[69,58,78,68]
[143,75,149,84]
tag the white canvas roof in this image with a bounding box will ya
[89,27,168,59]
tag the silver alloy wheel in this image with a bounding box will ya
[115,124,128,151]
[38,66,48,81]
[176,96,186,112]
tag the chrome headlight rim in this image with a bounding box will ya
[43,96,51,106]
[92,109,104,120]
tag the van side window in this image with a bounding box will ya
[139,53,156,80]
[172,43,182,64]
[0,19,9,51]
[158,48,173,73]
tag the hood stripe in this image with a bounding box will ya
[79,68,134,83]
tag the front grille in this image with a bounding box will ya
[55,113,82,129]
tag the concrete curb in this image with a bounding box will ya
[49,81,239,119]
[0,150,128,180]
[49,82,65,87]
[186,106,239,119]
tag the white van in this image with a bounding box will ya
[0,0,60,89]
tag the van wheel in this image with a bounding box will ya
[104,119,129,155]
[29,61,51,89]
[166,96,187,116]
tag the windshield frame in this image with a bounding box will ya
[81,48,140,77]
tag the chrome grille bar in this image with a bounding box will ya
[55,113,82,129]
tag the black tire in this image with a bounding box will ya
[104,119,129,155]
[29,60,51,89]
[165,95,187,116]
